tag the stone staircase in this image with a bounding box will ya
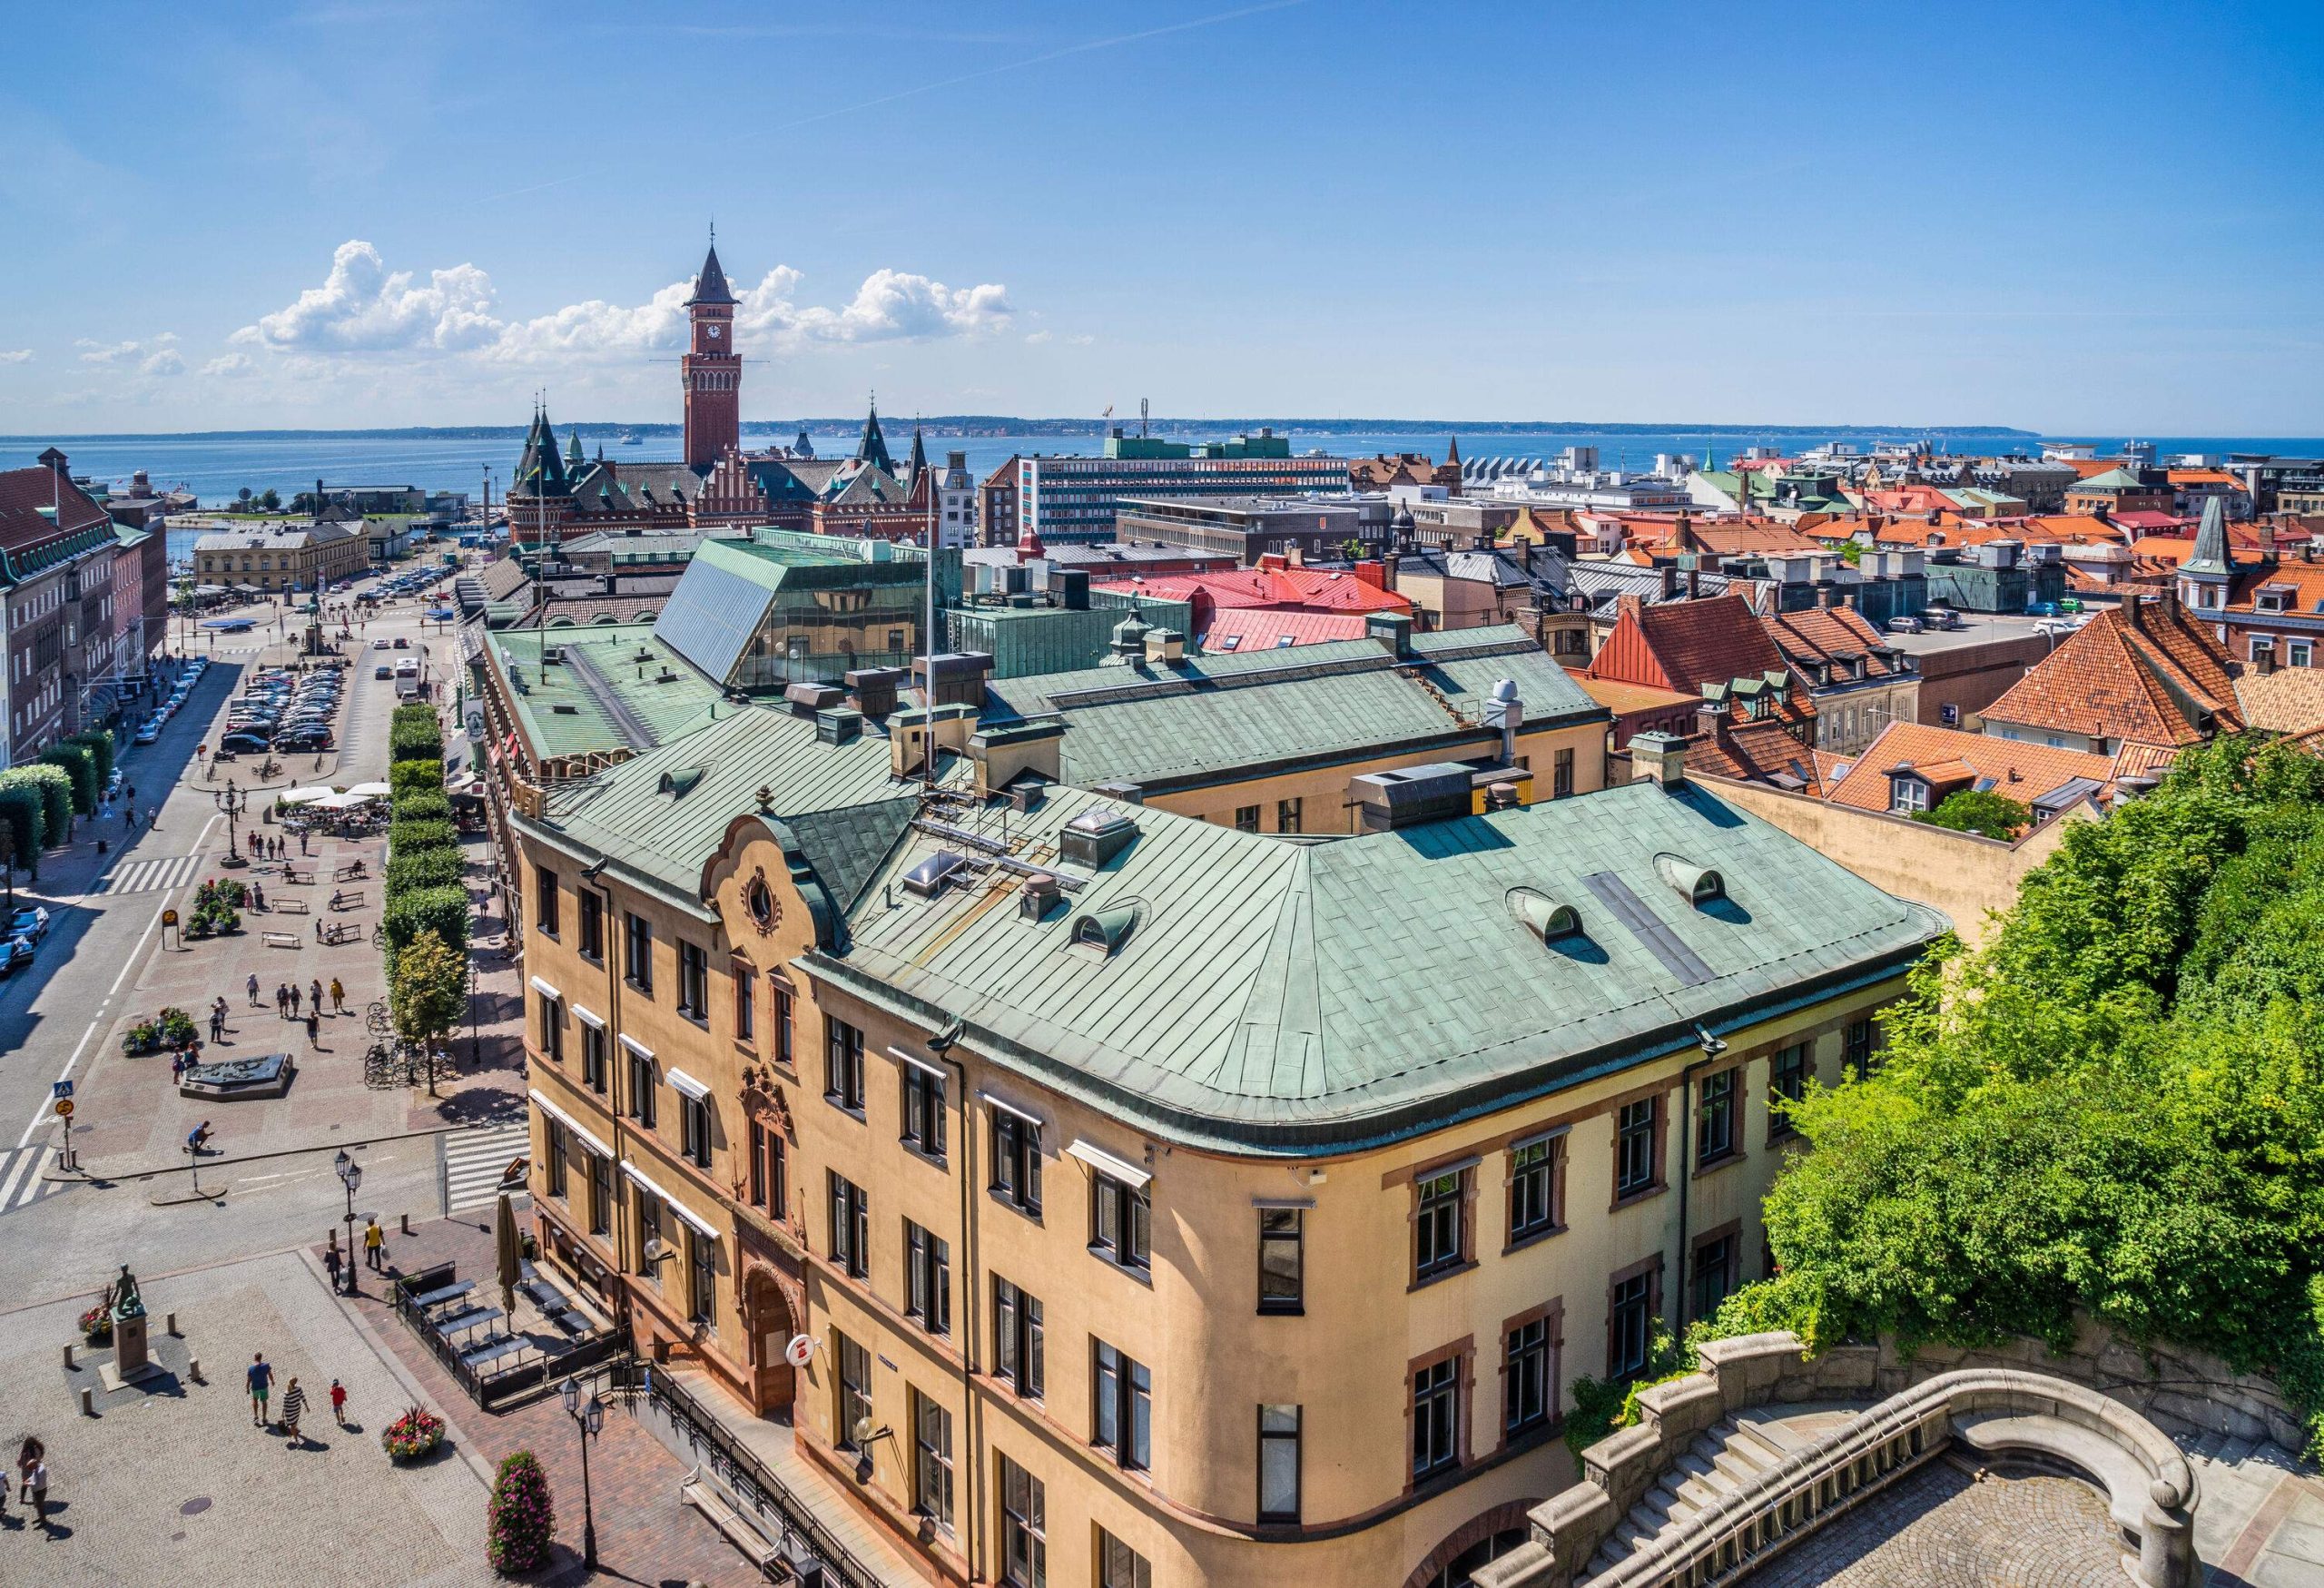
[1578,1406,1858,1582]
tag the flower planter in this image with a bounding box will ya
[382,1406,447,1463]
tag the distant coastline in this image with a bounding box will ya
[4,418,2043,443]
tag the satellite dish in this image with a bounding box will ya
[784,1333,816,1368]
[852,1415,878,1445]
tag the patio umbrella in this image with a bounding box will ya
[496,1191,521,1313]
[280,787,336,804]
[345,781,392,797]
[311,791,370,811]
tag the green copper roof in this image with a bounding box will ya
[980,625,1606,793]
[2181,496,2231,577]
[855,400,894,472]
[830,777,1946,1153]
[2074,467,2147,491]
[486,624,724,762]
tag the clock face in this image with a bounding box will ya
[707,324,722,340]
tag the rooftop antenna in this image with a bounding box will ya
[1140,397,1149,439]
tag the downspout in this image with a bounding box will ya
[928,1016,983,1582]
[1672,1023,1728,1331]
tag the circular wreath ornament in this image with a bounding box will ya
[746,867,781,934]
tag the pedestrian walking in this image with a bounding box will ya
[172,1050,187,1085]
[251,880,265,912]
[330,1378,347,1426]
[275,982,290,1018]
[246,1353,272,1426]
[290,983,302,1018]
[20,1452,44,1534]
[280,1377,308,1447]
[213,995,230,1037]
[305,1008,320,1048]
[300,830,310,856]
[247,972,261,1006]
[309,979,323,1015]
[323,1238,342,1291]
[363,1216,385,1272]
[330,977,345,1013]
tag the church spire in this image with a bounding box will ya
[905,419,928,482]
[2182,495,2231,577]
[855,394,894,472]
[686,231,736,307]
[565,428,585,468]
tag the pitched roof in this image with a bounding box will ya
[1689,716,1827,794]
[1761,606,1910,685]
[1198,609,1372,651]
[686,242,737,307]
[1091,567,1411,617]
[1981,599,2241,748]
[1587,593,1791,696]
[832,778,1945,1151]
[2234,665,2324,734]
[2070,466,2151,492]
[1821,722,2124,819]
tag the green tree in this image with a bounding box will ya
[258,488,281,510]
[384,844,463,903]
[1915,788,2030,840]
[390,759,443,801]
[39,743,96,814]
[390,928,468,1097]
[388,817,458,857]
[383,883,468,960]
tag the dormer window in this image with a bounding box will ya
[1888,774,1931,814]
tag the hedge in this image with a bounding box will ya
[389,705,442,763]
[4,764,73,843]
[385,844,464,902]
[388,818,458,856]
[63,729,114,788]
[390,758,443,800]
[39,743,96,814]
[392,791,450,824]
[383,883,468,960]
[0,781,43,878]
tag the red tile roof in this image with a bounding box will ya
[1689,716,1826,794]
[1981,598,2241,749]
[1822,722,2125,820]
[1761,605,1909,683]
[0,463,113,559]
[1199,609,1372,651]
[1090,567,1411,616]
[1587,593,1792,695]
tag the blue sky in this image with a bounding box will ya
[2,0,2319,433]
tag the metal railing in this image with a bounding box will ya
[390,1269,619,1412]
[606,1357,890,1588]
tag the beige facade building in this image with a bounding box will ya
[192,522,366,593]
[512,705,1944,1588]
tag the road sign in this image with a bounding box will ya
[162,909,179,928]
[50,1080,71,1100]
[53,1099,74,1118]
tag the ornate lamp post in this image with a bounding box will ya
[334,1149,363,1296]
[213,779,249,866]
[560,1376,605,1569]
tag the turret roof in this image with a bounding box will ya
[686,243,737,308]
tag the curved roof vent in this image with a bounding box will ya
[657,766,704,799]
[1655,853,1725,907]
[1070,902,1140,954]
[1507,887,1582,942]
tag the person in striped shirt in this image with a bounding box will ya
[279,1377,308,1447]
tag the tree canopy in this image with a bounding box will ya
[1704,735,2324,1456]
[1915,788,2030,840]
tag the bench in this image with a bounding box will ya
[333,861,367,882]
[328,891,365,912]
[261,932,302,950]
[461,1336,534,1373]
[268,896,310,914]
[437,1304,504,1339]
[411,1279,476,1311]
[320,922,360,945]
[281,866,314,885]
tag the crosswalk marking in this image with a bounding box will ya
[95,852,202,896]
[441,1123,530,1215]
[0,1144,68,1214]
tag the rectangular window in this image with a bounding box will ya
[1091,1340,1152,1470]
[1615,1097,1659,1198]
[588,1153,611,1237]
[998,1455,1045,1588]
[581,1023,606,1094]
[544,1119,568,1200]
[578,889,604,961]
[992,1277,1044,1399]
[1844,1016,1876,1077]
[1234,804,1260,833]
[746,1119,787,1218]
[1098,1530,1151,1588]
[912,1390,954,1534]
[537,992,563,1064]
[1414,1169,1466,1279]
[733,962,754,1043]
[905,1220,952,1336]
[1257,1404,1301,1523]
[828,1172,869,1279]
[773,982,794,1068]
[1697,1070,1737,1167]
[1610,1272,1655,1379]
[535,866,559,937]
[682,1093,712,1169]
[624,912,652,992]
[1412,1356,1461,1479]
[901,1063,947,1159]
[626,1048,656,1129]
[635,1189,662,1279]
[1693,1232,1738,1321]
[687,1226,715,1324]
[1090,1172,1150,1273]
[1940,704,1960,727]
[1553,746,1575,797]
[990,1110,1042,1217]
[1509,1135,1563,1242]
[1505,1318,1552,1434]
[676,940,708,1020]
[1258,1208,1303,1313]
[1276,796,1302,833]
[825,1018,866,1113]
[1768,1042,1809,1139]
[835,1330,872,1451]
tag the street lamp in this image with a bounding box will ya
[334,1149,363,1296]
[213,779,249,864]
[560,1376,605,1570]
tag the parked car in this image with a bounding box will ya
[0,936,34,977]
[219,731,271,755]
[1918,608,1965,631]
[9,906,49,942]
[2025,600,2062,618]
[1886,615,1925,634]
[373,638,391,650]
[276,727,336,752]
[2033,617,2079,637]
[133,721,162,745]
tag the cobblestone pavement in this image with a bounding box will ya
[336,1210,759,1587]
[1732,1460,2122,1587]
[0,1248,497,1588]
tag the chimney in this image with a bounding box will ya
[1630,729,1689,790]
[1382,550,1400,590]
[2256,646,2279,675]
[1684,567,1701,600]
[1143,628,1187,666]
[1059,569,1089,610]
[1367,610,1413,660]
[1352,559,1385,590]
[1659,565,1680,599]
[845,666,904,719]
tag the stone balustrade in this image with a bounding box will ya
[1472,1331,2200,1588]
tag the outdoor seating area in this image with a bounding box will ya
[393,1253,617,1409]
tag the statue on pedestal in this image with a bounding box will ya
[112,1264,144,1321]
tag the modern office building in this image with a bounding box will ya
[988,429,1352,547]
[1112,495,1387,564]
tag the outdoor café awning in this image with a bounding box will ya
[281,786,335,804]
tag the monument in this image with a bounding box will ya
[100,1263,162,1390]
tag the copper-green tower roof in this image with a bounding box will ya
[855,398,894,472]
[515,406,570,496]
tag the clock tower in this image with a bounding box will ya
[682,237,741,469]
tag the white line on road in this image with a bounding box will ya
[0,1148,36,1208]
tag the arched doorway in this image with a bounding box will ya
[1404,1502,1538,1588]
[743,1265,799,1415]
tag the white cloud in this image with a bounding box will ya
[76,333,182,373]
[200,353,254,378]
[237,243,1015,374]
[0,350,28,364]
[1024,330,1053,345]
[141,348,186,376]
[233,240,499,353]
